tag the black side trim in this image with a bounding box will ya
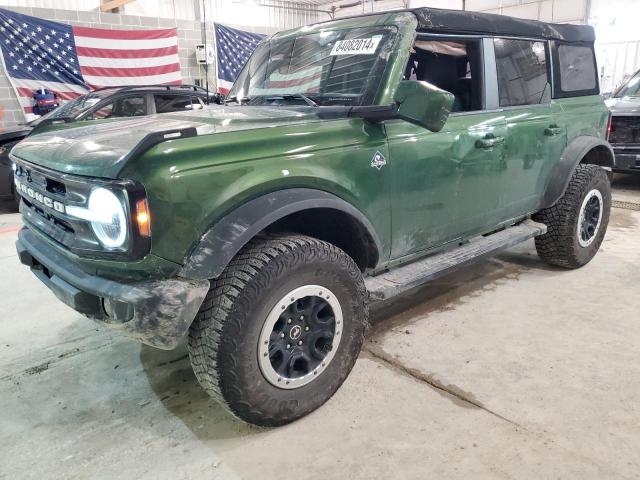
[179,188,383,280]
[540,136,614,209]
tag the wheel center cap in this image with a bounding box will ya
[289,325,302,340]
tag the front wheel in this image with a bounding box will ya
[533,164,611,268]
[188,234,367,426]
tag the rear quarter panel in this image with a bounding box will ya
[557,95,609,142]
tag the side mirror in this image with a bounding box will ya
[209,92,225,105]
[394,80,454,132]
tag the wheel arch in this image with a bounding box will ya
[178,188,383,280]
[540,136,614,209]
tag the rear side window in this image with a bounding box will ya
[494,38,550,107]
[114,96,147,117]
[155,94,202,113]
[556,44,598,93]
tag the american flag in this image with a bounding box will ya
[0,8,182,117]
[214,23,265,95]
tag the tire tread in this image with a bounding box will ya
[188,234,366,425]
[533,164,610,268]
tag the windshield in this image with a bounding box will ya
[30,93,105,125]
[614,71,640,98]
[227,26,396,107]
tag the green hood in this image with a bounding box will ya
[11,106,325,178]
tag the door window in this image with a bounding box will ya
[154,94,203,113]
[89,95,147,119]
[404,38,484,112]
[91,103,114,119]
[494,39,550,107]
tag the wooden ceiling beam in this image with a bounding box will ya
[100,0,137,13]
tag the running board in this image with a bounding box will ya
[365,220,547,302]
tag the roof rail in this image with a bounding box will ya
[90,84,206,94]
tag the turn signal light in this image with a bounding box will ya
[135,198,151,237]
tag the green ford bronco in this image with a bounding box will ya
[13,8,613,426]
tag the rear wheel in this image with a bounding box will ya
[533,164,611,268]
[188,234,367,426]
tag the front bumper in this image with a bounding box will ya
[16,227,210,349]
[612,146,640,173]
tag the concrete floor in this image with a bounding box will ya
[1,176,639,480]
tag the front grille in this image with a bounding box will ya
[13,161,94,252]
[609,116,640,145]
[12,157,151,261]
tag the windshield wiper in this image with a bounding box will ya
[226,93,319,107]
[248,94,319,107]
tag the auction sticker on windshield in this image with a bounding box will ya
[330,36,382,55]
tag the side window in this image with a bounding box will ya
[155,94,201,113]
[404,38,484,112]
[494,38,550,107]
[111,96,147,117]
[90,103,114,119]
[556,44,597,93]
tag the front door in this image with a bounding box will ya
[386,111,507,260]
[385,35,508,261]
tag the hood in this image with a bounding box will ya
[606,96,640,115]
[10,106,325,178]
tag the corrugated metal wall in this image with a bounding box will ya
[0,0,100,10]
[4,0,326,27]
[328,0,587,23]
[209,0,323,30]
[123,0,198,20]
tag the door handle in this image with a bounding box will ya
[475,134,505,149]
[544,124,563,136]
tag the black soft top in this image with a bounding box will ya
[412,7,594,43]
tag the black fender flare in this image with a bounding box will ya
[540,136,614,209]
[178,188,383,280]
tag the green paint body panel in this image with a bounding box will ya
[11,11,610,282]
[120,116,392,265]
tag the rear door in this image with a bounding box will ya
[492,37,567,218]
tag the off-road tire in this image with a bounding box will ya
[188,234,367,426]
[533,164,611,268]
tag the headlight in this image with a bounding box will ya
[88,188,127,248]
[67,187,128,248]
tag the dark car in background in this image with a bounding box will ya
[606,70,640,174]
[0,84,214,209]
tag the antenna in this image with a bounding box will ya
[202,0,209,98]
